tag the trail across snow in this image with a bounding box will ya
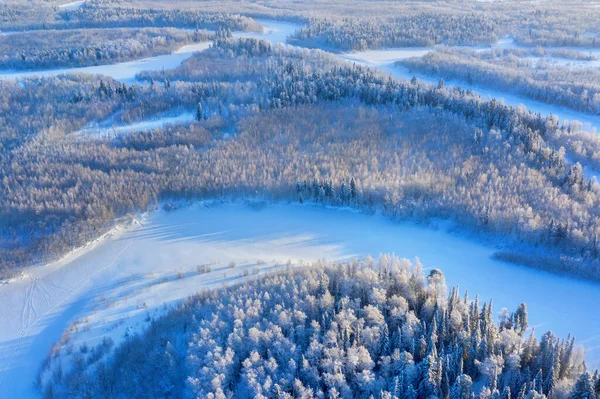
[2,203,600,397]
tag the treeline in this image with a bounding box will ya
[38,256,590,398]
[0,27,211,70]
[399,47,600,115]
[59,6,262,32]
[0,2,261,33]
[2,38,600,281]
[284,2,599,51]
[545,119,600,174]
[288,13,500,51]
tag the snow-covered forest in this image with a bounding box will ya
[2,38,600,281]
[0,1,261,33]
[1,0,600,397]
[0,28,211,70]
[399,47,600,115]
[38,256,591,398]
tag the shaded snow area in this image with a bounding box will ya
[58,0,85,11]
[74,111,195,138]
[2,202,600,397]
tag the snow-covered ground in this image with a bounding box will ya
[74,111,195,138]
[338,47,432,66]
[2,202,600,397]
[58,0,85,11]
[235,19,300,45]
[0,21,293,83]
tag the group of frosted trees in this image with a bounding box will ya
[2,37,600,279]
[400,47,600,115]
[1,0,598,51]
[0,1,260,33]
[39,256,592,398]
[290,13,500,51]
[0,28,211,70]
[286,4,599,52]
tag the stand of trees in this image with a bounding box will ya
[283,2,599,51]
[38,256,591,399]
[0,27,211,70]
[289,14,500,51]
[399,47,600,115]
[0,2,261,33]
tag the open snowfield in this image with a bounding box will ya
[1,202,600,397]
[338,47,433,66]
[0,21,293,83]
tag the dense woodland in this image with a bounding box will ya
[39,256,592,398]
[2,38,600,281]
[399,47,600,116]
[2,0,598,51]
[283,3,599,51]
[1,1,600,397]
[0,27,211,70]
[0,1,260,33]
[288,14,500,51]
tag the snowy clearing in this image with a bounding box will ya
[58,0,85,11]
[234,19,301,45]
[2,202,600,397]
[338,47,432,66]
[0,20,293,83]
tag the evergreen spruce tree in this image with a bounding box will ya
[572,373,596,399]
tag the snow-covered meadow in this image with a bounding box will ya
[1,202,600,397]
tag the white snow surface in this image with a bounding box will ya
[338,47,433,66]
[58,0,85,11]
[234,19,300,45]
[1,202,600,397]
